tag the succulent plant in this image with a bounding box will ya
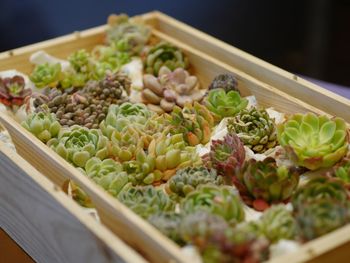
[334,158,350,184]
[100,102,153,138]
[277,113,349,170]
[0,75,32,107]
[180,185,245,224]
[167,102,215,146]
[292,177,350,241]
[204,133,245,178]
[142,67,205,113]
[228,107,278,153]
[208,73,239,94]
[22,110,61,143]
[70,181,95,208]
[205,88,248,120]
[68,49,93,74]
[107,14,151,55]
[145,42,189,76]
[47,125,109,167]
[30,63,62,88]
[118,185,175,219]
[84,157,131,197]
[147,133,202,182]
[148,212,183,245]
[165,166,224,199]
[258,205,297,243]
[234,157,300,211]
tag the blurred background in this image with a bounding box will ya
[0,0,350,88]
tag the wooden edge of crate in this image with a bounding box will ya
[0,113,187,263]
[152,11,350,122]
[0,142,146,263]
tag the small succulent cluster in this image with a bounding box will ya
[167,102,215,146]
[277,112,349,170]
[205,88,248,120]
[30,63,62,89]
[234,157,300,211]
[0,75,32,107]
[228,107,278,153]
[333,157,350,185]
[142,67,205,113]
[208,73,239,93]
[292,177,350,241]
[145,42,189,76]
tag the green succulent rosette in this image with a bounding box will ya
[277,113,349,170]
[234,157,300,211]
[258,205,297,243]
[100,102,154,138]
[22,111,61,143]
[68,49,93,73]
[118,185,175,219]
[168,102,215,146]
[180,185,245,224]
[145,42,189,76]
[228,107,278,153]
[148,212,183,245]
[84,157,131,197]
[47,125,109,168]
[30,63,62,88]
[205,88,248,120]
[165,166,224,199]
[333,157,350,184]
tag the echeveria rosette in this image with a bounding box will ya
[22,111,61,143]
[0,75,32,107]
[117,185,175,219]
[100,102,154,138]
[30,63,62,88]
[180,185,245,225]
[168,102,215,146]
[205,133,245,179]
[145,42,189,76]
[47,125,109,168]
[84,157,131,197]
[258,205,297,243]
[92,45,130,73]
[165,166,224,199]
[148,212,183,245]
[208,73,239,94]
[228,107,278,153]
[234,157,300,211]
[277,113,349,170]
[205,88,248,120]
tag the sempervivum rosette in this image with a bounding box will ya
[145,42,189,76]
[47,125,109,167]
[277,113,349,170]
[167,102,215,146]
[0,75,32,107]
[234,157,300,211]
[204,133,245,178]
[165,166,224,199]
[180,185,245,225]
[227,107,278,153]
[22,110,61,143]
[118,185,175,219]
[205,88,248,121]
[84,157,131,197]
[292,177,350,241]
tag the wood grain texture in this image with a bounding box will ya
[153,11,350,122]
[0,144,146,263]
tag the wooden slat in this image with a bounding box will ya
[0,143,146,263]
[153,11,350,122]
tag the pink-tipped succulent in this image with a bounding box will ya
[204,133,245,179]
[0,75,32,107]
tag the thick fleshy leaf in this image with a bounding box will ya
[319,121,336,144]
[303,113,319,131]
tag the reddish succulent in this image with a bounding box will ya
[0,76,32,107]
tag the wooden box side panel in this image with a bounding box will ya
[0,144,146,263]
[153,11,350,122]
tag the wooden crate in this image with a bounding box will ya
[0,142,146,263]
[0,11,350,263]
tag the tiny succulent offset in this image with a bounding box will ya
[277,112,349,170]
[0,75,32,107]
[228,107,278,153]
[234,157,300,211]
